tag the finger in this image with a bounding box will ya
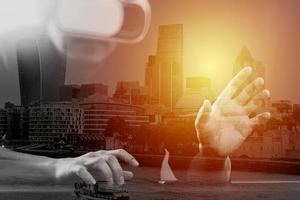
[245,89,270,114]
[235,77,265,105]
[106,155,125,185]
[250,112,271,126]
[84,156,100,166]
[75,166,96,185]
[93,159,114,185]
[195,99,211,129]
[219,66,252,99]
[123,171,134,180]
[108,149,139,167]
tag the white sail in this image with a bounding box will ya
[159,149,178,183]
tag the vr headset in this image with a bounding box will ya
[47,0,151,62]
[48,0,151,42]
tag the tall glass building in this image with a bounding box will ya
[16,36,66,106]
[145,24,184,108]
[16,38,41,106]
[38,35,66,102]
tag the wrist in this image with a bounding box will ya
[187,152,231,183]
[53,158,73,181]
[27,156,59,183]
[199,143,226,158]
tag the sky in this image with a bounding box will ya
[0,0,300,106]
[66,0,300,103]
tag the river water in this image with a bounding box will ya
[0,161,300,200]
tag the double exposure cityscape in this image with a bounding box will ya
[0,24,299,164]
[1,1,300,200]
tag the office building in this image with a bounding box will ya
[4,102,29,140]
[28,101,149,144]
[79,83,108,98]
[233,46,265,80]
[175,76,213,113]
[28,102,83,143]
[158,24,184,108]
[0,109,7,137]
[38,35,67,102]
[113,81,147,105]
[232,129,300,159]
[270,100,293,120]
[16,36,66,106]
[59,85,81,101]
[16,38,41,106]
[60,83,108,103]
[80,103,149,135]
[145,24,184,108]
[145,55,159,104]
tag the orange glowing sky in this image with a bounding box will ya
[67,0,300,103]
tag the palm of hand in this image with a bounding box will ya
[203,98,252,155]
[195,67,271,156]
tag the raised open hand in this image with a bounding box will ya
[195,67,271,156]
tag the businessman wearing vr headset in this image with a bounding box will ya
[0,0,270,185]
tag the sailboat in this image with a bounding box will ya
[158,149,178,184]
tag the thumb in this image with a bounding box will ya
[195,99,211,126]
[202,99,212,113]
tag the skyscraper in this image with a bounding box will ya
[233,46,265,80]
[175,77,213,113]
[145,24,184,108]
[38,35,67,102]
[17,38,41,106]
[17,36,66,106]
[145,55,159,104]
[233,46,268,115]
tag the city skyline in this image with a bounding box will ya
[0,1,300,197]
[64,0,300,104]
[0,0,300,106]
[10,27,278,111]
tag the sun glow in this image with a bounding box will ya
[183,21,245,95]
